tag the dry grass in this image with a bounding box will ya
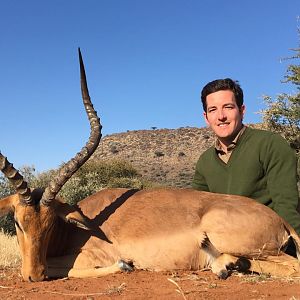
[0,231,20,268]
[167,278,187,300]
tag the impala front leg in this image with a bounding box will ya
[47,260,133,279]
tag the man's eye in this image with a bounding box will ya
[225,105,234,109]
[208,108,216,113]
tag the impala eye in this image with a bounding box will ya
[14,219,22,231]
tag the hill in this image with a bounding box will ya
[92,126,215,188]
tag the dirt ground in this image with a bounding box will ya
[0,268,300,300]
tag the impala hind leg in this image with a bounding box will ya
[210,254,250,279]
[201,236,250,279]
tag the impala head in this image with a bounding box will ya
[0,49,102,281]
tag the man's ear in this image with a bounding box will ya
[240,104,246,121]
[0,195,17,217]
[203,111,210,126]
[55,202,92,231]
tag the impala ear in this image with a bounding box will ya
[55,201,92,231]
[0,194,18,216]
[65,215,92,231]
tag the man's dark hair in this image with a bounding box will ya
[201,78,244,112]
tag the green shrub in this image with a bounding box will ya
[58,160,140,205]
[25,159,141,205]
[0,213,15,236]
[107,177,144,189]
[31,168,57,189]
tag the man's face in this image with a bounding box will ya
[204,90,245,146]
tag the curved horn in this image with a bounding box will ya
[0,152,33,205]
[41,48,102,206]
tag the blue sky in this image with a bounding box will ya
[0,0,299,172]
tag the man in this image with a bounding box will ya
[192,78,300,238]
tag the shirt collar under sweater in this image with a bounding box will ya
[214,125,246,163]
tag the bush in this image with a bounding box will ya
[0,175,12,199]
[58,160,140,205]
[31,168,57,189]
[107,177,143,189]
[154,151,164,157]
[0,213,15,236]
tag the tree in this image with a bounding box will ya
[260,31,300,178]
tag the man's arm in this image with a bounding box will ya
[192,158,210,191]
[264,133,300,235]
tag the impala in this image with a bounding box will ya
[0,50,299,282]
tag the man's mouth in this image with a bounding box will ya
[218,123,230,127]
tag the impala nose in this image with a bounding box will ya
[22,268,46,282]
[27,271,45,282]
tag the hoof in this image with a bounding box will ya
[218,269,229,279]
[118,260,134,272]
[234,258,251,272]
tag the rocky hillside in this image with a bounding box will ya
[91,127,215,188]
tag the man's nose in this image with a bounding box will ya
[217,109,227,120]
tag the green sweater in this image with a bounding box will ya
[192,127,300,235]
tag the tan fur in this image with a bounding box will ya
[1,188,299,281]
